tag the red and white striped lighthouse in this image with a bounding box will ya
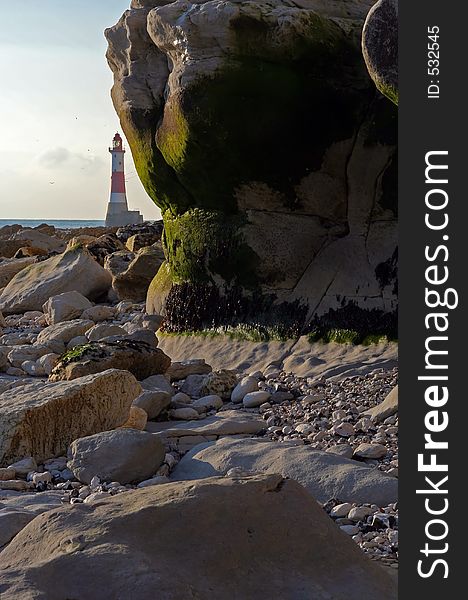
[105,133,143,227]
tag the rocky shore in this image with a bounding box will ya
[0,222,397,598]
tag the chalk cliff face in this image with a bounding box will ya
[106,0,397,338]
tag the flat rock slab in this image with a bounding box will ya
[171,437,398,506]
[145,410,265,438]
[0,474,396,600]
[0,369,141,465]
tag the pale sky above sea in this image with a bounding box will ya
[0,0,161,221]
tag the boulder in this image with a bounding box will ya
[66,234,98,247]
[231,375,259,403]
[85,323,128,341]
[81,305,116,322]
[67,335,88,349]
[0,257,35,289]
[103,250,135,277]
[353,443,387,459]
[12,229,65,253]
[133,389,171,419]
[124,328,158,347]
[140,373,174,395]
[115,220,164,243]
[13,246,48,258]
[200,369,238,400]
[362,0,398,104]
[68,428,165,484]
[363,385,398,422]
[167,358,212,381]
[0,511,36,548]
[7,344,63,369]
[49,340,171,382]
[0,240,29,259]
[37,319,94,345]
[0,474,397,599]
[106,0,397,335]
[84,234,125,265]
[191,394,223,413]
[126,233,160,252]
[0,248,112,314]
[37,353,60,376]
[0,370,141,466]
[119,405,148,430]
[170,407,199,421]
[171,437,398,505]
[112,244,165,302]
[243,390,270,408]
[42,291,93,325]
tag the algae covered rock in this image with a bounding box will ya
[107,0,397,336]
[49,339,171,381]
[362,0,398,105]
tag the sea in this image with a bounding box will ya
[0,219,105,230]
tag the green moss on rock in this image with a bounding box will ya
[60,344,94,365]
[163,209,259,287]
[154,13,368,213]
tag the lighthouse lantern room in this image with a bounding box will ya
[105,133,143,227]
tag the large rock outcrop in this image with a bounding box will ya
[0,474,397,599]
[106,0,397,337]
[0,370,141,466]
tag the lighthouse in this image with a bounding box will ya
[105,133,143,227]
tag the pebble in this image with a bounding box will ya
[8,457,37,477]
[84,492,110,503]
[353,443,387,459]
[340,525,360,536]
[243,390,271,408]
[330,503,352,518]
[326,444,354,459]
[32,472,53,485]
[333,422,355,437]
[348,506,375,521]
[170,407,199,420]
[231,376,259,403]
[0,467,16,481]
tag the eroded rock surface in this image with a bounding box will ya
[0,370,141,465]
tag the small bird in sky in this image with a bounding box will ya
[49,181,55,185]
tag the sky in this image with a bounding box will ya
[0,0,161,221]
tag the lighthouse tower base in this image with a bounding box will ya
[105,205,143,228]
